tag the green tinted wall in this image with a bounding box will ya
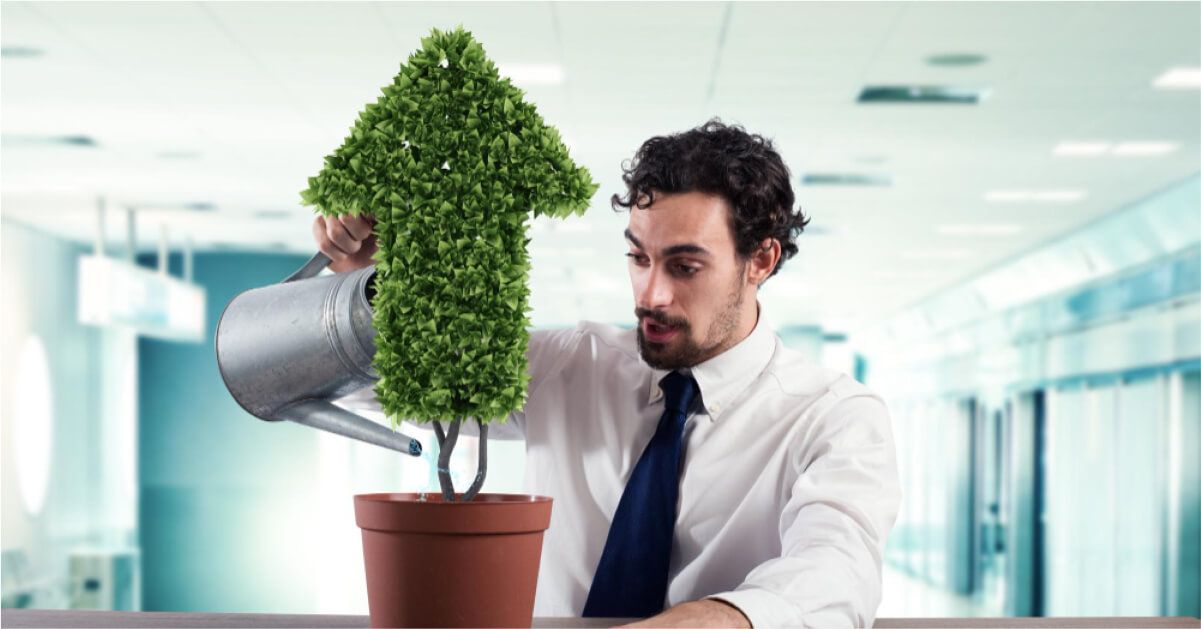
[138,252,319,613]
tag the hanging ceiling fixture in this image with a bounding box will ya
[77,197,207,343]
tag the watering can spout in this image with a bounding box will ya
[216,252,423,457]
[278,399,422,456]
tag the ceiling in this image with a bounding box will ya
[2,1,1199,331]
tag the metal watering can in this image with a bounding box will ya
[216,252,423,456]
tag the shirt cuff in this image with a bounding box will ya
[706,588,799,629]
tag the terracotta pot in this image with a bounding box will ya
[354,492,553,628]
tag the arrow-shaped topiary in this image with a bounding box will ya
[300,26,598,501]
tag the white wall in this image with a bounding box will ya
[1,219,138,608]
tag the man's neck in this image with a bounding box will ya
[736,301,761,345]
[716,300,760,360]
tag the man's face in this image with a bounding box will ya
[626,191,752,370]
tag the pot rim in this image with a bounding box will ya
[355,492,552,505]
[354,492,554,534]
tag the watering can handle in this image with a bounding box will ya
[283,252,332,283]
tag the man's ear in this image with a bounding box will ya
[748,238,782,285]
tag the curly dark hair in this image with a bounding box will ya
[611,118,808,282]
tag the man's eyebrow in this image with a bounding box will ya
[624,229,712,258]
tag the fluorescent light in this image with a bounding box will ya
[926,53,988,67]
[2,134,99,148]
[857,85,988,104]
[985,189,1086,203]
[496,63,564,85]
[901,249,972,261]
[1032,190,1086,203]
[1053,141,1111,156]
[937,224,1024,236]
[1052,140,1179,157]
[983,190,1031,203]
[1152,67,1201,89]
[1112,141,1179,156]
[1,46,45,59]
[873,270,940,281]
[800,173,893,187]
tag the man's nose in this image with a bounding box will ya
[636,267,673,310]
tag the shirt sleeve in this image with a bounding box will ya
[332,326,582,441]
[705,393,902,628]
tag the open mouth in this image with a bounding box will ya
[642,319,679,342]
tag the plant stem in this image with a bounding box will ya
[462,419,488,501]
[432,421,447,448]
[437,417,461,501]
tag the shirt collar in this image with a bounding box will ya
[645,301,776,422]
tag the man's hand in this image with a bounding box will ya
[616,599,751,628]
[312,214,377,273]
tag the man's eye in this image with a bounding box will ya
[675,265,699,276]
[625,253,648,264]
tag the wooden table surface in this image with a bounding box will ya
[3,609,1199,628]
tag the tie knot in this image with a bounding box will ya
[659,371,698,415]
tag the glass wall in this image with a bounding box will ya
[865,177,1201,618]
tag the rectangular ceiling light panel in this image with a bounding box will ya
[857,85,988,104]
[800,173,893,187]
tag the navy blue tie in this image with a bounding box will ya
[583,371,699,618]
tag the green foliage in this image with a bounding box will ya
[300,26,597,425]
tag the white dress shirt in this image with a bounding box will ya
[346,302,901,627]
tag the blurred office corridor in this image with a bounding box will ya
[866,177,1200,617]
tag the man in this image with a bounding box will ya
[315,120,901,628]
